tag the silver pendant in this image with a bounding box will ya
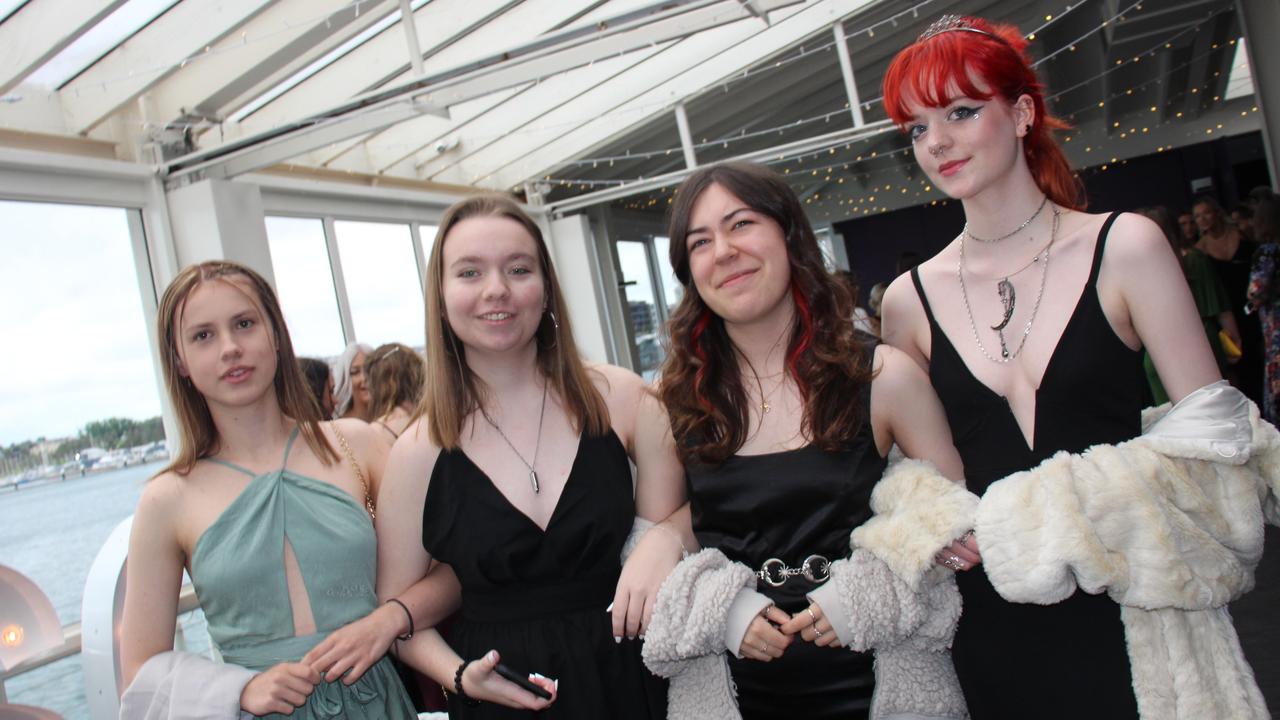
[991,278,1016,332]
[530,469,540,494]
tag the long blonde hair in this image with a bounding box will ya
[419,195,609,448]
[155,261,337,475]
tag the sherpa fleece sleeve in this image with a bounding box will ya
[119,650,256,720]
[976,394,1280,609]
[643,548,761,675]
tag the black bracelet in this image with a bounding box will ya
[386,598,413,641]
[454,660,481,706]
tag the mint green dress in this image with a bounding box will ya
[193,427,416,719]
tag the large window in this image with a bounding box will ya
[265,216,346,358]
[0,199,184,718]
[334,220,425,349]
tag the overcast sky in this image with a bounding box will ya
[0,200,162,446]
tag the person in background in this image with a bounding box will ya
[1138,206,1240,404]
[366,343,427,440]
[1247,197,1280,423]
[1233,202,1256,244]
[300,357,336,419]
[1195,195,1263,403]
[866,282,888,338]
[838,270,878,337]
[1178,210,1199,248]
[334,342,374,421]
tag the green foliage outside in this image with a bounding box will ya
[1,416,165,477]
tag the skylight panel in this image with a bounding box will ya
[1224,37,1253,102]
[25,0,178,90]
[226,0,430,123]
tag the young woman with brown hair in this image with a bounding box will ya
[373,194,682,717]
[119,261,419,718]
[365,342,426,439]
[646,161,964,719]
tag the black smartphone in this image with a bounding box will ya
[494,662,553,700]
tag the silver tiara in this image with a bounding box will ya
[918,14,998,42]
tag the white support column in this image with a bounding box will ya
[674,102,698,169]
[833,22,864,128]
[1237,0,1280,187]
[399,0,426,77]
[546,213,612,364]
[163,179,275,286]
[323,216,358,344]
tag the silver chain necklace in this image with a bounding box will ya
[480,381,548,494]
[958,206,1060,362]
[963,195,1049,243]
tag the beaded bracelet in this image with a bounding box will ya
[386,598,413,641]
[454,660,481,706]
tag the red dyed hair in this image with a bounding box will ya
[882,16,1085,210]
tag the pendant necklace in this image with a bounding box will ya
[743,324,791,415]
[481,380,548,493]
[958,205,1060,362]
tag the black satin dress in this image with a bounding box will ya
[910,212,1142,719]
[421,430,665,719]
[687,385,885,719]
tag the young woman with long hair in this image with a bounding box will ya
[119,261,419,718]
[647,161,964,719]
[373,194,681,717]
[879,15,1232,717]
[334,342,374,421]
[365,342,427,439]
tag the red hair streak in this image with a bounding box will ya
[691,308,714,412]
[788,282,813,399]
[882,16,1084,210]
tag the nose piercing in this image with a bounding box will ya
[930,145,944,157]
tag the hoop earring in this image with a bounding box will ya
[540,310,560,350]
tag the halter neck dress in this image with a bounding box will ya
[193,427,416,719]
[910,212,1142,718]
[421,429,664,719]
[686,371,884,719]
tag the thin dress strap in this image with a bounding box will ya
[1088,212,1122,284]
[205,457,257,477]
[280,425,301,469]
[909,266,940,327]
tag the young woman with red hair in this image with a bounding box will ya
[647,161,965,718]
[879,15,1233,717]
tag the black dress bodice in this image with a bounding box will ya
[910,212,1142,719]
[422,430,663,719]
[686,379,885,719]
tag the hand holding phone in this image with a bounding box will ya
[495,662,553,700]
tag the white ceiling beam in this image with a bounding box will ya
[450,0,883,190]
[348,47,661,177]
[164,0,802,183]
[0,0,129,95]
[142,0,384,128]
[235,0,524,136]
[60,0,275,134]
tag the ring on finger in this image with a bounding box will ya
[814,625,824,640]
[806,606,818,626]
[948,554,965,568]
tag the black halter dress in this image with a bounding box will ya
[910,212,1142,719]
[686,377,884,719]
[421,429,665,719]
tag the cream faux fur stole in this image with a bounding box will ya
[856,382,1279,720]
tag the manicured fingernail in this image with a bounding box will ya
[554,679,559,691]
[605,602,613,612]
[487,650,497,662]
[614,636,622,644]
[531,672,545,680]
[638,634,645,640]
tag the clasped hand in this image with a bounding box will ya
[740,602,839,662]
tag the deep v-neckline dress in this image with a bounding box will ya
[909,212,1143,718]
[421,429,664,719]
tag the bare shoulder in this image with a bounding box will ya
[1099,211,1169,261]
[388,416,442,470]
[136,469,185,520]
[588,362,645,401]
[871,343,928,390]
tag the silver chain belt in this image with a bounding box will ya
[755,554,831,587]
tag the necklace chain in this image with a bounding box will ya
[964,195,1049,243]
[743,324,791,415]
[481,381,548,494]
[958,206,1060,363]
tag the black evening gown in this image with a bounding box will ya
[421,430,665,719]
[909,212,1141,719]
[687,376,885,720]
